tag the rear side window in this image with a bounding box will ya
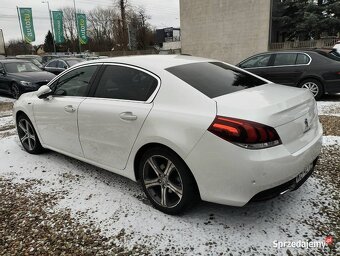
[94,65,158,101]
[166,62,266,98]
[273,53,297,66]
[296,54,310,64]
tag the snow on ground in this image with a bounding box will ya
[317,98,340,117]
[0,97,339,255]
[0,95,15,103]
[0,138,335,255]
[323,136,340,147]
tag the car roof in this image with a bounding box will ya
[50,57,83,61]
[1,59,31,63]
[84,55,216,71]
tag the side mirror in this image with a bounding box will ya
[37,85,52,99]
[0,68,5,75]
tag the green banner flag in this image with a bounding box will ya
[76,13,88,45]
[19,8,35,43]
[52,11,64,44]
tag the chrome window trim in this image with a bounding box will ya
[241,52,312,70]
[47,63,102,97]
[46,62,161,104]
[92,62,161,104]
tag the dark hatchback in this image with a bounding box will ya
[237,50,340,99]
[0,60,55,99]
[43,58,84,75]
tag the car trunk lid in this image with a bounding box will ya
[213,83,319,153]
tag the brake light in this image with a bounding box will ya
[208,116,282,149]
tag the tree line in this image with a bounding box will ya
[6,0,155,55]
[273,0,340,41]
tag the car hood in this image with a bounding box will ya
[8,71,55,83]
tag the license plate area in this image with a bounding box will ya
[296,163,314,184]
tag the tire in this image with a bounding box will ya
[17,114,44,154]
[139,147,198,215]
[299,79,323,100]
[11,82,21,99]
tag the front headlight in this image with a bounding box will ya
[20,81,34,86]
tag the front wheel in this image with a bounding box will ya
[299,79,323,100]
[139,147,198,215]
[17,115,44,154]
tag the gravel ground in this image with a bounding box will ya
[0,94,339,255]
[319,116,340,136]
[0,178,149,256]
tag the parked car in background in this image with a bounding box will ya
[16,55,44,69]
[41,55,60,65]
[0,59,55,99]
[333,41,340,54]
[13,55,322,214]
[237,50,340,99]
[43,58,85,75]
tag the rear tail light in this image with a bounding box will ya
[208,116,282,149]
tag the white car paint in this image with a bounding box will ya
[13,55,323,207]
[333,42,340,54]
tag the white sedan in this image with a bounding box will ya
[13,55,323,214]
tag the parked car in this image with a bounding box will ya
[333,41,340,54]
[43,58,85,75]
[0,59,55,99]
[16,55,44,69]
[13,55,322,214]
[237,50,340,99]
[41,55,60,65]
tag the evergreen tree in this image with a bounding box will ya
[43,31,54,52]
[272,0,340,41]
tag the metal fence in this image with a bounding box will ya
[269,38,338,50]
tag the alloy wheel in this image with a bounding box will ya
[18,119,36,151]
[143,155,183,208]
[301,82,319,97]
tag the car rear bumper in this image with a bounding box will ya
[185,122,323,207]
[324,80,340,93]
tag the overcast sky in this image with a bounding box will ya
[0,0,180,44]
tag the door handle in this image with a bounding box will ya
[64,105,76,113]
[120,112,137,121]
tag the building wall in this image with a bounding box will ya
[180,0,272,64]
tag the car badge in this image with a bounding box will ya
[303,118,310,133]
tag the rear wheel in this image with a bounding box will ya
[299,79,323,100]
[11,82,21,99]
[139,147,198,214]
[17,115,44,154]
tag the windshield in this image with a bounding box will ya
[4,62,42,73]
[31,59,42,66]
[66,59,84,67]
[166,62,267,98]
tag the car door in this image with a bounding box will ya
[0,62,10,93]
[78,64,160,170]
[33,64,100,157]
[264,53,308,86]
[238,53,274,78]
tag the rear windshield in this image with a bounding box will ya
[166,62,266,98]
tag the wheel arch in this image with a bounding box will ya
[297,76,324,89]
[133,142,201,198]
[16,110,29,124]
